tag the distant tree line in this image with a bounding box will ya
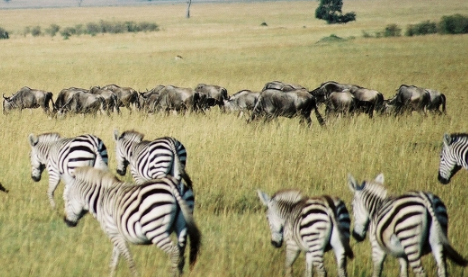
[7,20,159,39]
[362,14,468,38]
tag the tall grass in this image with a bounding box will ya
[1,0,468,276]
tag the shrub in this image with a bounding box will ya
[438,14,468,34]
[60,27,76,39]
[85,22,101,35]
[0,27,9,39]
[384,24,401,37]
[406,21,437,36]
[45,24,60,37]
[30,26,42,37]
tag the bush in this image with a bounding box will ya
[384,24,401,37]
[438,14,468,34]
[45,24,60,37]
[30,26,42,37]
[406,20,437,36]
[0,27,9,39]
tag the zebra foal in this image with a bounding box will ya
[62,167,201,277]
[438,133,468,184]
[257,189,354,277]
[348,173,467,277]
[28,132,108,208]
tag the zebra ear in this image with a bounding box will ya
[375,173,384,184]
[443,133,451,147]
[28,133,39,146]
[347,174,359,192]
[257,190,270,206]
[113,129,120,141]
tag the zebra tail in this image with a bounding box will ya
[323,196,354,259]
[170,179,201,270]
[444,242,468,266]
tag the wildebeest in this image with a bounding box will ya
[56,91,106,116]
[3,86,54,115]
[194,83,228,110]
[249,89,325,127]
[89,86,120,114]
[222,89,260,118]
[384,84,431,116]
[352,87,385,118]
[153,85,200,114]
[101,84,140,112]
[310,81,362,105]
[425,89,446,114]
[138,85,165,113]
[325,90,357,118]
[53,87,89,112]
[262,81,307,92]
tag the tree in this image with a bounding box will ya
[186,0,191,18]
[315,0,356,24]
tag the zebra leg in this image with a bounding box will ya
[174,213,188,272]
[370,244,386,277]
[110,237,138,277]
[397,257,408,277]
[430,243,446,277]
[47,173,61,208]
[284,242,300,277]
[306,250,326,277]
[333,248,347,277]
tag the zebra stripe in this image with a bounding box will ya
[348,173,467,277]
[258,189,353,277]
[28,132,108,208]
[438,133,468,184]
[62,167,201,277]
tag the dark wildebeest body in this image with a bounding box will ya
[310,81,362,105]
[222,89,260,117]
[425,89,446,114]
[153,85,199,114]
[3,86,54,115]
[249,89,325,127]
[262,81,307,92]
[90,86,120,114]
[57,91,106,116]
[351,88,384,118]
[384,84,430,116]
[194,83,228,111]
[138,85,165,113]
[325,90,356,118]
[101,84,139,112]
[54,87,89,112]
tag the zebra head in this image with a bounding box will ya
[257,190,285,248]
[113,130,143,176]
[62,173,88,228]
[438,133,462,184]
[348,173,386,242]
[28,133,57,182]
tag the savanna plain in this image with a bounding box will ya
[1,0,468,276]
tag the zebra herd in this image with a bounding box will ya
[25,130,468,276]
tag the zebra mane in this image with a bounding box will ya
[73,167,122,189]
[361,181,388,200]
[38,132,62,142]
[272,189,307,206]
[120,130,144,142]
[449,133,468,142]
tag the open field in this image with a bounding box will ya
[1,0,468,276]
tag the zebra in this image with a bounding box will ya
[28,132,108,208]
[438,133,468,184]
[347,173,468,277]
[113,129,194,249]
[62,167,201,277]
[257,189,354,277]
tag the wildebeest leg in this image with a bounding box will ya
[313,107,326,126]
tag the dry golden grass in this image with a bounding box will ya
[1,0,468,276]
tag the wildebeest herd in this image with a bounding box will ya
[3,81,447,126]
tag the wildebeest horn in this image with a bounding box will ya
[3,94,9,100]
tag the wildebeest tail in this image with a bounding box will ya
[313,102,326,126]
[45,92,54,114]
[441,93,446,114]
[0,182,9,193]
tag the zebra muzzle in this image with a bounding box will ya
[31,175,41,182]
[271,240,282,248]
[63,217,78,227]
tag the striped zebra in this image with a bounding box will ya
[348,173,468,277]
[28,132,108,208]
[257,189,354,277]
[62,167,201,277]
[113,129,194,250]
[438,133,468,184]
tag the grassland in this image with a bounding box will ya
[1,0,468,276]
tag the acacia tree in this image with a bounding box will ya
[315,0,356,24]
